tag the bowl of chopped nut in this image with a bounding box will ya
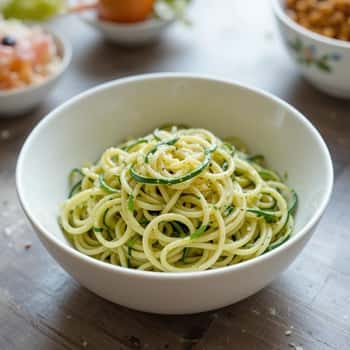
[272,0,350,98]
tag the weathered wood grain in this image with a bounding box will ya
[0,0,350,349]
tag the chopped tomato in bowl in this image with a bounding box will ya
[0,19,61,91]
[0,18,71,116]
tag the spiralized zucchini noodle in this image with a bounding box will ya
[60,126,297,272]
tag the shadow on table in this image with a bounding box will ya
[75,35,191,81]
[52,282,215,350]
[279,75,350,170]
[280,76,350,122]
[0,104,49,159]
[50,278,307,350]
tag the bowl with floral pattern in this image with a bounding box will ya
[272,0,350,99]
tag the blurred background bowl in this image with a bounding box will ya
[80,10,175,46]
[272,0,350,99]
[0,27,72,117]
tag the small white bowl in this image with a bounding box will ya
[80,10,175,46]
[0,28,72,117]
[272,0,350,98]
[16,74,333,314]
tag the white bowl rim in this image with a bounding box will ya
[16,73,334,280]
[0,26,72,97]
[272,0,350,49]
[80,9,174,30]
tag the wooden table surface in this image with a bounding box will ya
[1,1,350,349]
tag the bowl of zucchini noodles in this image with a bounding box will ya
[16,74,333,314]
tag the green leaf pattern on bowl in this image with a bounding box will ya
[288,37,342,73]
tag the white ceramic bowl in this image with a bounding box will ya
[272,0,350,98]
[0,28,71,117]
[80,10,174,46]
[16,74,333,314]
